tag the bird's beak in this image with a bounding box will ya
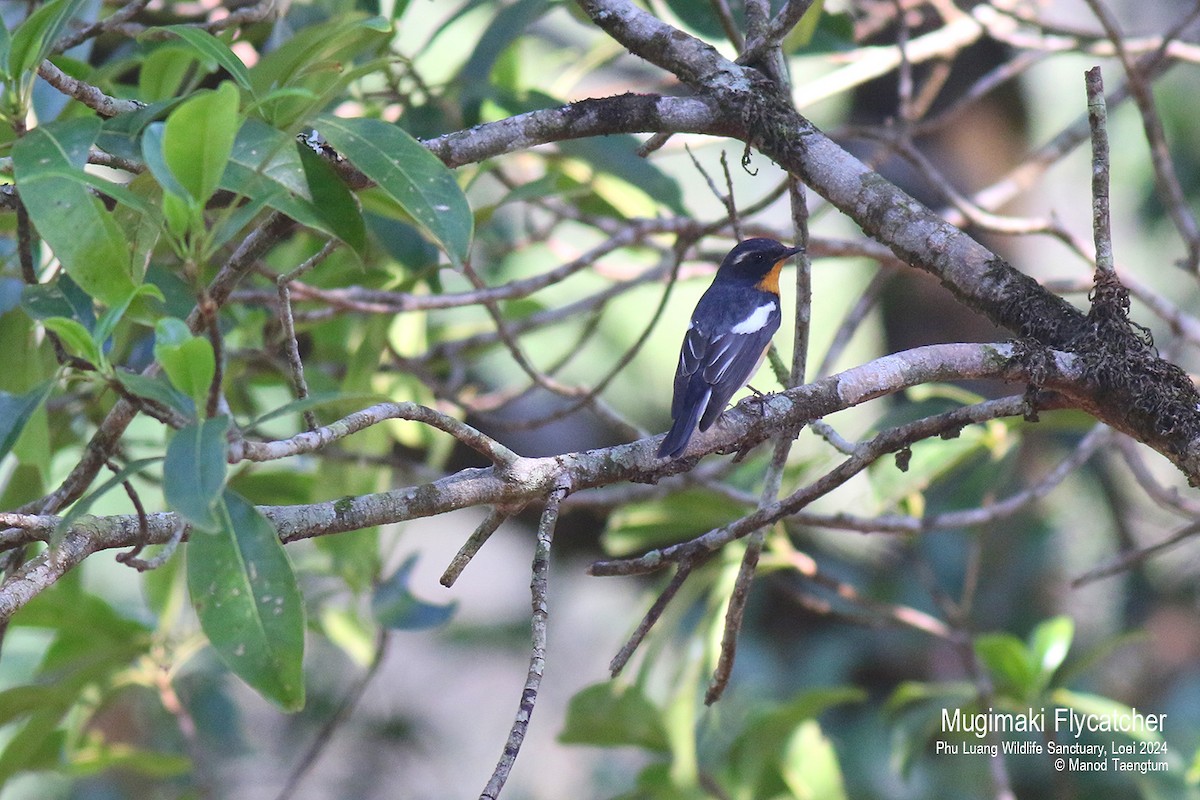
[781,245,804,259]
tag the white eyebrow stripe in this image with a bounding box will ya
[729,303,776,335]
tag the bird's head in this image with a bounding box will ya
[715,237,803,292]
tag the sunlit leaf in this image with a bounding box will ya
[154,318,216,410]
[1029,615,1074,694]
[974,632,1036,700]
[41,317,99,366]
[162,81,241,205]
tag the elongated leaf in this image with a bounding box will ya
[220,118,333,235]
[112,371,194,419]
[92,284,164,347]
[141,121,188,202]
[13,118,137,307]
[0,15,11,74]
[458,0,551,123]
[137,43,197,102]
[0,380,54,462]
[247,14,390,128]
[314,114,472,265]
[297,143,366,256]
[163,81,241,205]
[188,491,305,711]
[153,25,253,93]
[163,416,229,532]
[41,317,100,365]
[8,0,87,78]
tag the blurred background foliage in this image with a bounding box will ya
[0,0,1199,799]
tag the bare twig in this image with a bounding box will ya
[440,507,514,587]
[1082,0,1200,270]
[232,402,520,467]
[277,241,339,431]
[1085,66,1114,274]
[1072,519,1200,587]
[480,478,568,800]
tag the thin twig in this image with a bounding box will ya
[232,401,520,467]
[440,507,514,587]
[277,241,339,431]
[1085,66,1114,274]
[609,560,697,677]
[1072,519,1200,587]
[1082,0,1200,270]
[480,478,568,800]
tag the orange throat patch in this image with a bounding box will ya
[754,258,786,294]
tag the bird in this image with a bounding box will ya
[658,237,802,460]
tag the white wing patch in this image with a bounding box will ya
[730,302,777,335]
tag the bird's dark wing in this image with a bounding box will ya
[672,298,781,432]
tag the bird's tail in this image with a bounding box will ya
[657,386,710,459]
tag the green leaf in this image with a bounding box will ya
[371,554,457,630]
[780,720,848,800]
[154,316,191,347]
[188,491,306,711]
[137,43,197,102]
[152,25,254,94]
[458,0,551,123]
[220,119,337,237]
[974,632,1036,700]
[92,284,164,347]
[163,416,229,532]
[69,742,192,779]
[141,121,189,201]
[247,14,391,129]
[154,318,216,410]
[13,118,137,307]
[162,81,241,205]
[1029,615,1074,693]
[8,0,87,79]
[728,687,865,792]
[558,681,670,752]
[20,280,90,322]
[41,317,100,366]
[0,16,11,76]
[297,143,366,256]
[783,0,825,49]
[314,114,472,265]
[0,380,54,462]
